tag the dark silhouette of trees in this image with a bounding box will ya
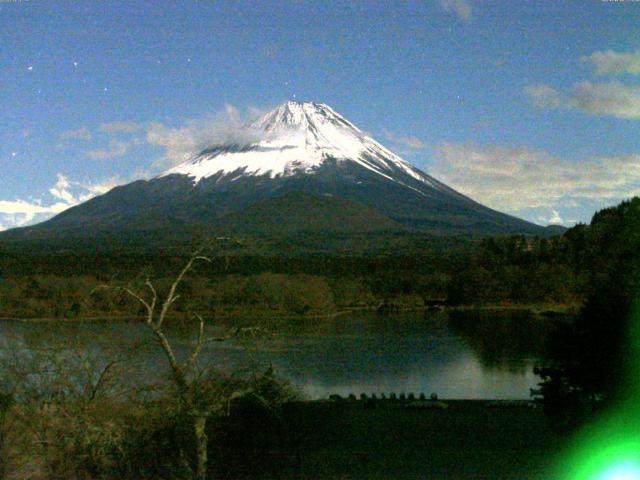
[534,198,640,430]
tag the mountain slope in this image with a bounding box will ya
[1,101,548,247]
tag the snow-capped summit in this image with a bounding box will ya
[160,101,446,193]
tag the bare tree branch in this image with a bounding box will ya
[145,277,157,323]
[157,253,211,329]
[186,314,206,370]
[149,324,184,388]
[93,284,154,321]
[87,360,120,403]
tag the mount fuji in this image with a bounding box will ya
[2,102,549,249]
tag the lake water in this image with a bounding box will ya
[0,309,550,400]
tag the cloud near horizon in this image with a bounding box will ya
[430,142,640,224]
[545,210,564,225]
[0,174,122,231]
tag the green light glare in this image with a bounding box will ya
[598,462,640,480]
[556,304,640,480]
[559,431,640,480]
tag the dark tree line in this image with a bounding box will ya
[446,232,589,305]
[534,197,640,430]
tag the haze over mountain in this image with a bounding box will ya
[1,102,551,248]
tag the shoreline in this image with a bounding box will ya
[0,302,580,323]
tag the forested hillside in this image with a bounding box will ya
[2,198,638,320]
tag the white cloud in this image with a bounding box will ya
[430,142,640,222]
[0,174,123,231]
[82,177,122,196]
[570,81,640,119]
[581,49,640,76]
[439,0,472,22]
[60,127,92,141]
[526,48,640,120]
[86,139,129,160]
[0,199,69,216]
[525,81,640,119]
[146,104,267,168]
[0,198,71,230]
[48,174,75,203]
[524,84,564,109]
[58,105,266,170]
[538,210,563,225]
[99,121,144,134]
[383,130,430,150]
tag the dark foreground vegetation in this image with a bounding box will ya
[534,197,640,431]
[0,345,296,479]
[0,359,563,480]
[282,399,561,479]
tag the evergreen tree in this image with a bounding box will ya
[534,198,640,430]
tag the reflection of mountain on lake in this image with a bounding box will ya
[0,311,552,400]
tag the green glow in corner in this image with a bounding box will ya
[556,304,640,480]
[598,462,640,480]
[560,434,640,480]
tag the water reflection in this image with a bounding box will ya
[0,310,552,400]
[448,309,550,373]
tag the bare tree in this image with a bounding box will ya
[96,249,244,480]
[0,334,135,480]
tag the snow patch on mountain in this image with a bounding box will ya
[159,101,443,192]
